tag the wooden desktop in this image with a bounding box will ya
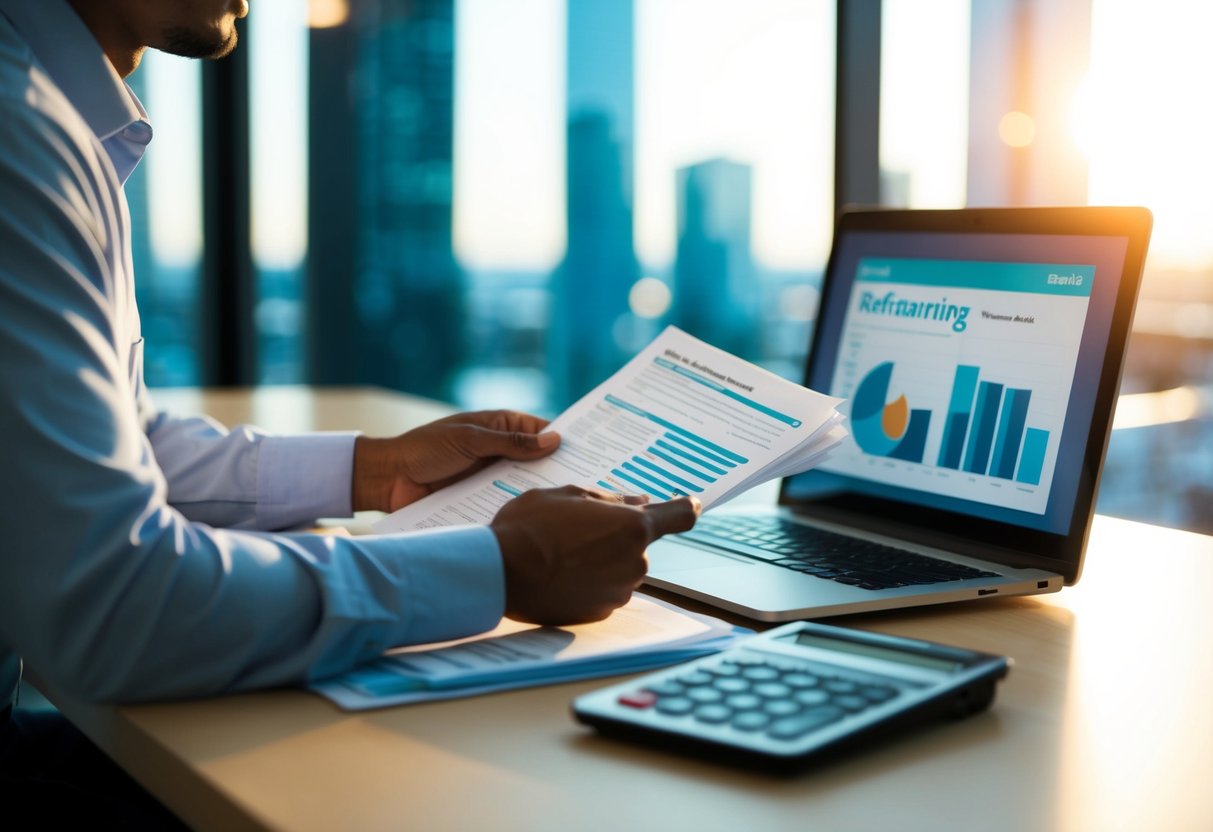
[37,387,1213,831]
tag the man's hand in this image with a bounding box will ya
[352,411,560,513]
[490,486,701,625]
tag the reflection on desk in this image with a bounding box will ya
[38,387,1213,832]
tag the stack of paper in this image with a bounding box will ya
[311,594,751,710]
[374,325,846,533]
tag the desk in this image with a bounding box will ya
[39,387,1213,831]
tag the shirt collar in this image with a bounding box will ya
[0,0,152,184]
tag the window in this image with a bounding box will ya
[254,0,835,414]
[127,52,204,386]
[878,0,1213,533]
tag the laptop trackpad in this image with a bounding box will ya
[647,538,754,573]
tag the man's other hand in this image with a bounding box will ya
[352,411,560,513]
[490,486,701,625]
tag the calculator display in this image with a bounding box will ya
[787,633,966,673]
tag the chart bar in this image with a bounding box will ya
[991,388,1032,480]
[648,446,717,483]
[632,457,704,493]
[654,439,726,475]
[622,461,684,496]
[1016,428,1049,486]
[492,480,522,497]
[611,468,670,499]
[937,365,979,469]
[963,381,1004,475]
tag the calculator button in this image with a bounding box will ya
[686,687,725,704]
[752,682,792,699]
[724,693,763,711]
[833,694,869,713]
[655,697,695,715]
[729,655,764,666]
[762,700,801,718]
[860,685,898,703]
[706,663,742,677]
[713,677,750,694]
[644,681,684,697]
[678,671,715,687]
[767,706,845,741]
[793,689,830,707]
[740,665,780,682]
[617,691,657,709]
[693,704,733,724]
[731,711,772,732]
[783,672,819,689]
[823,678,859,694]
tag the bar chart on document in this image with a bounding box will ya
[823,258,1096,515]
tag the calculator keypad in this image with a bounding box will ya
[623,657,900,742]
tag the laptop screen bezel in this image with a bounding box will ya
[780,206,1153,584]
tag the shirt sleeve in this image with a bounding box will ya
[142,406,359,531]
[0,65,507,704]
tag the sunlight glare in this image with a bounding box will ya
[998,111,1036,148]
[628,276,672,319]
[1081,0,1213,268]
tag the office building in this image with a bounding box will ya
[672,158,757,358]
[309,0,465,400]
[548,0,638,404]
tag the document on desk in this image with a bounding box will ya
[373,326,846,534]
[310,594,751,710]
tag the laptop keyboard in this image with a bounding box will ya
[679,514,1001,591]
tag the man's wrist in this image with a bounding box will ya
[351,435,389,512]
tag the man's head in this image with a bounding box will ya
[70,0,250,76]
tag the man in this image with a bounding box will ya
[0,0,699,821]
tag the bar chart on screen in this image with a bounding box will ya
[822,257,1096,516]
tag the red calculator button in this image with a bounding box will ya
[618,691,658,709]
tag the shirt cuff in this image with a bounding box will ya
[376,525,506,647]
[257,432,359,530]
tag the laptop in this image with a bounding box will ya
[645,206,1153,621]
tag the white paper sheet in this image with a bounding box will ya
[375,326,845,534]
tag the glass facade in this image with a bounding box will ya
[297,0,835,411]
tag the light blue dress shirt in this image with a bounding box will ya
[0,0,505,710]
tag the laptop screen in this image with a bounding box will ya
[783,209,1150,575]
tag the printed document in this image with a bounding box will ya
[375,326,846,533]
[310,593,751,709]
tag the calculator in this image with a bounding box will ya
[572,621,1010,771]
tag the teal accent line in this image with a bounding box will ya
[492,480,523,497]
[612,468,668,499]
[856,257,1095,297]
[655,439,727,475]
[605,394,748,463]
[633,457,704,493]
[622,461,683,496]
[597,480,619,492]
[654,358,802,427]
[661,432,738,469]
[649,446,717,483]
